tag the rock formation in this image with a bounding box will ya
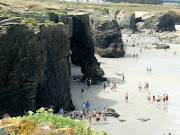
[135,11,177,32]
[0,23,74,116]
[90,14,125,58]
[69,14,104,78]
[109,10,136,30]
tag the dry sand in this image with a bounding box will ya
[70,35,180,135]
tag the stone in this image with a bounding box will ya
[119,119,126,122]
[0,24,74,116]
[137,118,150,122]
[105,108,120,118]
[69,13,104,78]
[90,14,125,58]
[156,44,170,49]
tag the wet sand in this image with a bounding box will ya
[70,36,180,135]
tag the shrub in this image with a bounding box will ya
[58,22,64,25]
[25,17,37,26]
[45,20,55,24]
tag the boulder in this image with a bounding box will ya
[105,108,120,118]
[90,14,125,58]
[136,118,150,122]
[156,44,170,49]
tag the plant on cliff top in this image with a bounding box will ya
[25,17,37,26]
[8,107,102,135]
[45,20,55,24]
[58,22,64,25]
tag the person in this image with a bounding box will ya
[80,110,83,120]
[147,66,149,73]
[163,94,166,105]
[93,109,97,122]
[104,105,107,112]
[101,112,105,124]
[82,102,86,110]
[157,95,160,105]
[147,93,151,103]
[136,53,138,58]
[166,94,168,104]
[133,54,135,58]
[174,51,176,55]
[146,82,149,91]
[152,95,155,103]
[144,82,147,91]
[75,109,79,119]
[103,83,106,93]
[81,88,85,97]
[82,109,86,119]
[89,112,92,124]
[122,73,125,81]
[125,93,128,103]
[86,101,90,113]
[138,83,142,91]
[89,79,92,85]
[113,83,117,91]
[107,77,110,86]
[149,66,152,72]
[59,107,64,115]
[110,82,113,91]
[96,113,100,124]
[140,48,142,53]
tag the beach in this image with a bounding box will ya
[70,34,180,135]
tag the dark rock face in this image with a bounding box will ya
[136,12,176,32]
[156,44,170,49]
[70,14,104,77]
[0,24,74,116]
[90,15,125,58]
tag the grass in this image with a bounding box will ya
[25,17,38,26]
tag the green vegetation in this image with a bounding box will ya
[9,107,102,135]
[45,20,55,24]
[25,17,37,26]
[94,8,109,15]
[58,22,64,25]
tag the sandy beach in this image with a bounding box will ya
[70,33,180,135]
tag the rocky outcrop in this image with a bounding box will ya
[156,44,170,49]
[90,14,125,58]
[109,10,136,30]
[0,24,74,116]
[70,14,104,78]
[135,11,177,32]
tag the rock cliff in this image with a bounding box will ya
[135,11,177,32]
[0,23,74,116]
[90,14,125,58]
[69,14,104,78]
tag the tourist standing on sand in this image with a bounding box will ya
[157,95,160,105]
[163,94,166,105]
[101,112,105,124]
[110,82,113,91]
[138,83,142,91]
[89,112,92,124]
[149,66,152,72]
[146,82,149,91]
[93,109,96,122]
[82,109,86,119]
[136,53,138,58]
[147,66,149,73]
[166,94,168,104]
[80,110,83,120]
[107,77,110,86]
[86,101,90,113]
[103,83,106,93]
[75,109,79,119]
[59,107,64,115]
[122,73,125,81]
[147,93,151,103]
[125,93,128,103]
[113,83,117,91]
[152,95,155,103]
[144,82,147,91]
[82,102,86,110]
[81,88,85,97]
[96,113,100,125]
[104,105,107,112]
